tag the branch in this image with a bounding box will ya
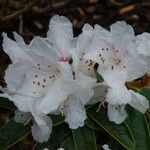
[0,0,38,22]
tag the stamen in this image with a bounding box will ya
[69,57,73,65]
[72,72,75,79]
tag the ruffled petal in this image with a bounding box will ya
[128,90,149,113]
[31,114,52,143]
[107,104,127,124]
[64,98,87,129]
[110,21,134,37]
[77,23,94,55]
[2,33,33,64]
[136,32,150,56]
[106,87,132,105]
[47,15,73,55]
[123,56,147,81]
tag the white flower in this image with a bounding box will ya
[6,15,96,130]
[82,21,149,123]
[1,33,61,142]
[135,32,150,74]
[41,15,96,129]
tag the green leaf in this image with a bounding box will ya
[0,97,16,110]
[87,105,134,150]
[0,115,64,150]
[37,124,97,150]
[61,136,76,150]
[125,105,150,150]
[85,117,102,131]
[72,126,97,150]
[0,119,31,150]
[140,88,150,100]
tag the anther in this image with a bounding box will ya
[69,57,73,65]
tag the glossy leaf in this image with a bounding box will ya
[0,115,64,150]
[140,88,150,100]
[87,105,134,150]
[125,105,150,150]
[72,126,97,150]
[0,119,31,150]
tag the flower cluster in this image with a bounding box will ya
[0,15,149,143]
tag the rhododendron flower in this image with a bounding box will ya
[135,32,150,74]
[40,15,97,129]
[1,15,96,132]
[0,33,61,142]
[82,21,149,123]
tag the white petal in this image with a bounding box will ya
[124,56,147,81]
[47,15,73,54]
[107,104,127,124]
[106,87,132,105]
[13,32,26,44]
[14,110,31,124]
[77,23,94,55]
[98,69,127,89]
[136,32,150,56]
[129,90,149,113]
[64,98,87,129]
[2,33,33,63]
[9,94,36,112]
[110,21,134,37]
[29,37,59,67]
[4,62,27,92]
[37,63,74,113]
[31,115,52,143]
